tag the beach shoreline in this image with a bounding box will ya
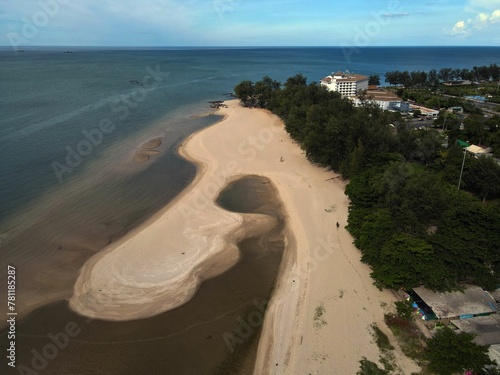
[69,101,272,320]
[69,99,419,374]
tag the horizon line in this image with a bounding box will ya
[1,45,499,49]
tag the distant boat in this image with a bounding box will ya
[63,51,74,54]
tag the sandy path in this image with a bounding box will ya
[70,100,418,374]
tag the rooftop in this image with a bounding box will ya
[453,315,500,346]
[489,344,500,365]
[413,285,498,319]
[466,144,491,155]
[362,89,402,102]
[487,288,500,303]
[409,104,440,115]
[321,72,368,83]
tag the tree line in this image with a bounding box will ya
[384,64,500,87]
[234,75,500,292]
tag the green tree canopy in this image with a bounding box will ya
[253,76,281,108]
[424,327,494,375]
[371,233,443,289]
[234,80,255,107]
[465,155,500,202]
[234,74,500,291]
[368,75,381,86]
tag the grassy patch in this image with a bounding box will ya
[313,304,327,329]
[370,323,400,374]
[371,323,394,352]
[357,357,389,375]
[384,314,429,373]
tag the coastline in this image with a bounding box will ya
[69,101,272,320]
[69,99,419,373]
[0,106,221,329]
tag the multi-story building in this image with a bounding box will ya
[320,71,369,97]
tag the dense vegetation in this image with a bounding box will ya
[384,64,500,87]
[381,64,500,108]
[424,327,494,375]
[393,88,484,115]
[234,74,500,291]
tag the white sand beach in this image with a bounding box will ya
[70,99,418,374]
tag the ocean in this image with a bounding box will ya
[0,46,499,373]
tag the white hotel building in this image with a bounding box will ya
[320,71,369,98]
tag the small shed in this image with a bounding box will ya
[449,106,464,114]
[465,144,492,156]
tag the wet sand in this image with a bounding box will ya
[0,114,220,329]
[1,176,285,374]
[141,137,163,150]
[133,137,163,162]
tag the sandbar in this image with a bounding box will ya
[70,100,418,374]
[132,137,163,162]
[141,137,162,150]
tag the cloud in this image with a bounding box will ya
[450,20,469,35]
[475,12,489,28]
[491,9,500,22]
[475,8,500,26]
[449,8,500,36]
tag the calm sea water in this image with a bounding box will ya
[1,47,499,226]
[2,47,499,223]
[0,46,499,373]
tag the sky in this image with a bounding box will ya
[0,0,499,47]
